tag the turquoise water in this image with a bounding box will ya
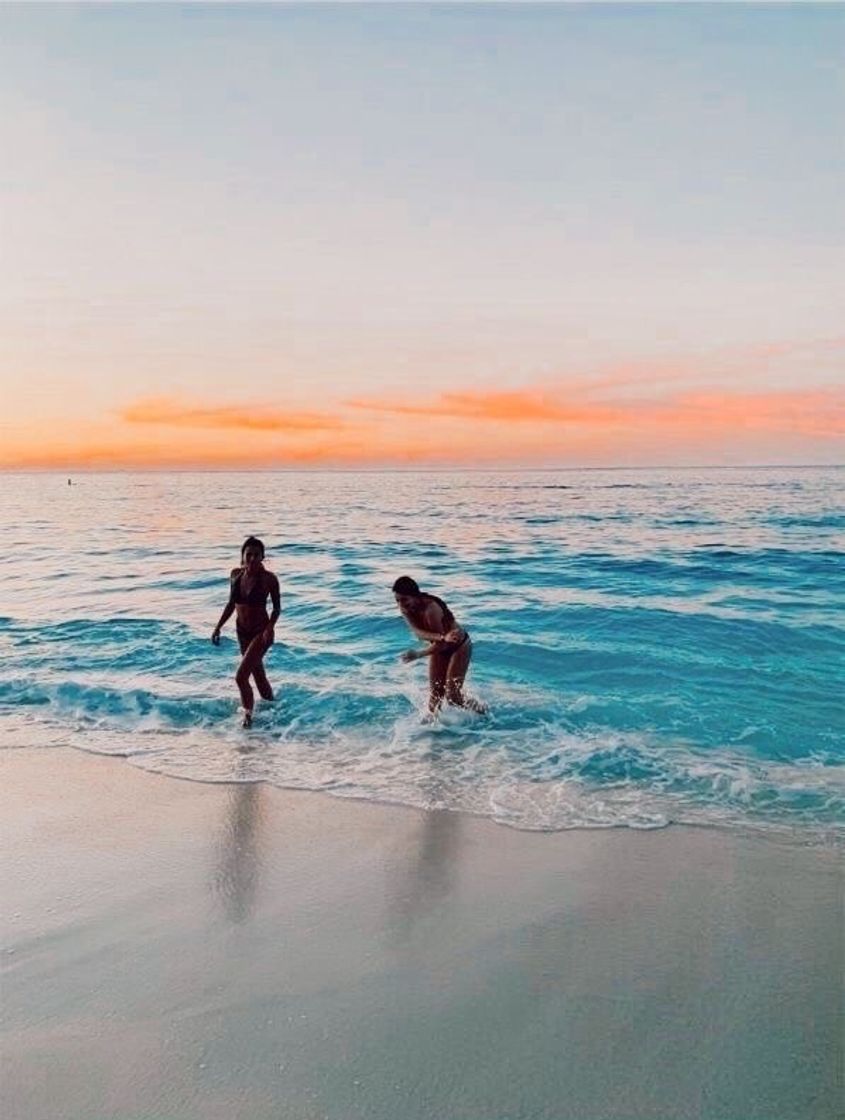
[1,468,842,841]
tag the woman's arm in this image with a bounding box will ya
[263,574,281,642]
[401,643,439,663]
[211,601,235,643]
[268,575,281,626]
[407,625,446,642]
[211,572,238,643]
[400,601,463,661]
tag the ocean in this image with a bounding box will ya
[1,467,842,842]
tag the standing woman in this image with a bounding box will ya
[212,536,280,727]
[393,575,485,714]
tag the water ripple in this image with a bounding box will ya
[0,466,842,842]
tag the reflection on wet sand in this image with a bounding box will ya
[389,753,465,946]
[212,774,265,924]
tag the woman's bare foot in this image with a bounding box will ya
[242,710,253,729]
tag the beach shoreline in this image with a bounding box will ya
[2,746,842,1120]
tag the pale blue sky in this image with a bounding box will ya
[1,3,842,465]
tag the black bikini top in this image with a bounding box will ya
[231,570,267,607]
[411,593,457,636]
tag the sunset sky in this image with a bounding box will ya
[1,3,843,469]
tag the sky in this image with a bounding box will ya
[1,2,843,469]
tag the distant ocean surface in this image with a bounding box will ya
[1,468,843,843]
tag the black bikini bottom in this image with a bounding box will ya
[236,622,268,655]
[436,630,470,657]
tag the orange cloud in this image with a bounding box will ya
[4,337,842,469]
[120,397,344,432]
[349,384,845,438]
[349,389,621,424]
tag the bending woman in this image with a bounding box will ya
[212,536,280,727]
[393,575,485,714]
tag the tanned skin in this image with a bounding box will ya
[395,591,485,714]
[212,543,280,727]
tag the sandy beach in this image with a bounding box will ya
[1,747,841,1120]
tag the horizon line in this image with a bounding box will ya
[1,463,842,476]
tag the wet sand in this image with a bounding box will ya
[1,747,842,1120]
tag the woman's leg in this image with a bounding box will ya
[251,661,274,702]
[428,651,450,713]
[235,633,268,724]
[446,641,486,712]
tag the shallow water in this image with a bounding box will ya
[1,467,843,841]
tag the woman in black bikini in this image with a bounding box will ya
[211,536,280,727]
[393,575,485,714]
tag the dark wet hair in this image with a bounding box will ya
[392,575,420,596]
[241,536,265,559]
